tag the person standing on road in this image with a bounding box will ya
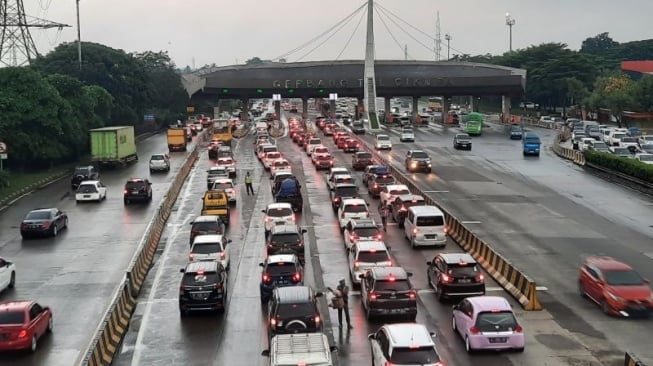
[379,202,390,232]
[328,279,352,329]
[244,172,254,195]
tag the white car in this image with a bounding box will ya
[312,145,330,156]
[375,134,392,150]
[326,167,350,190]
[638,135,653,147]
[370,324,442,366]
[305,137,322,155]
[216,157,236,177]
[263,151,283,170]
[337,198,371,230]
[210,178,237,203]
[620,136,639,150]
[270,158,292,176]
[399,128,415,142]
[207,166,229,188]
[262,202,295,235]
[379,184,410,206]
[348,240,392,286]
[0,257,16,292]
[189,234,232,270]
[635,153,653,165]
[149,153,170,172]
[579,137,596,152]
[75,180,107,202]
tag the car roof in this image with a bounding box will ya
[384,323,435,347]
[29,208,55,214]
[349,218,377,228]
[0,301,32,312]
[126,178,148,183]
[342,198,366,205]
[266,254,299,264]
[192,234,225,244]
[192,215,220,223]
[274,286,313,302]
[369,266,410,280]
[355,240,387,251]
[408,205,444,216]
[184,260,220,273]
[386,184,409,190]
[408,149,426,153]
[266,202,293,210]
[79,180,100,185]
[270,224,301,234]
[213,178,234,184]
[586,256,633,271]
[466,296,512,313]
[438,252,477,265]
[396,194,425,202]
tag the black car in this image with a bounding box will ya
[189,215,226,245]
[71,165,99,190]
[453,134,472,150]
[179,261,228,315]
[352,152,374,171]
[330,183,359,210]
[362,165,388,186]
[509,125,523,140]
[267,286,323,341]
[259,254,304,304]
[404,150,432,173]
[359,267,417,320]
[266,225,308,263]
[20,208,68,238]
[426,253,486,301]
[351,121,365,134]
[123,178,152,204]
[390,194,426,227]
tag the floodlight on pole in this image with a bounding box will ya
[505,12,516,53]
[444,33,451,60]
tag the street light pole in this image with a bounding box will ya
[444,33,451,60]
[505,12,516,53]
[76,0,82,70]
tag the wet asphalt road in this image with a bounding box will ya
[0,131,197,365]
[113,112,611,366]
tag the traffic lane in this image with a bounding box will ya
[358,126,651,364]
[0,133,195,366]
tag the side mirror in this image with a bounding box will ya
[261,210,266,213]
[179,268,185,273]
[261,350,270,357]
[358,274,365,279]
[227,239,232,243]
[429,332,436,337]
[367,333,375,340]
[386,246,391,250]
[258,262,264,267]
[301,229,307,234]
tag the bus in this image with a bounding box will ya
[464,112,483,135]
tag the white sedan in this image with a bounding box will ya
[379,184,410,206]
[75,180,107,202]
[0,257,16,292]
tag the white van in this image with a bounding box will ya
[404,206,447,248]
[262,332,336,366]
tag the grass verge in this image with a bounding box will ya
[0,166,73,204]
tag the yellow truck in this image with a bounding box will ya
[167,127,187,152]
[212,119,232,146]
[201,190,230,225]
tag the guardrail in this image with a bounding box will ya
[77,129,208,366]
[349,133,542,311]
[625,352,648,366]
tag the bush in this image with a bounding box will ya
[0,170,8,188]
[584,150,653,183]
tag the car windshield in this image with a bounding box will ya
[373,280,411,292]
[182,272,220,286]
[126,181,147,189]
[476,311,519,332]
[604,270,644,285]
[353,227,379,237]
[270,233,301,245]
[524,137,540,143]
[277,303,315,318]
[151,155,165,161]
[192,222,221,232]
[613,148,630,154]
[336,186,358,197]
[208,169,227,177]
[416,216,444,226]
[357,153,372,159]
[357,251,389,263]
[447,263,480,276]
[411,152,429,159]
[621,137,636,143]
[77,184,98,193]
[26,211,51,220]
[402,129,413,133]
[377,136,390,141]
[457,135,471,141]
[613,133,626,139]
[593,142,608,148]
[192,243,221,254]
[389,347,440,364]
[268,207,293,217]
[390,189,410,196]
[263,147,278,154]
[344,204,367,213]
[0,311,25,325]
[74,167,90,175]
[265,262,297,276]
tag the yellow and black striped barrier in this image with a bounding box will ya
[625,352,647,366]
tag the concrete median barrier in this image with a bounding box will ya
[625,352,648,366]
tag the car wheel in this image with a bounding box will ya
[47,316,53,333]
[179,306,188,317]
[578,281,586,298]
[436,284,444,302]
[30,336,37,353]
[149,169,154,174]
[465,336,473,353]
[9,272,15,288]
[52,224,58,237]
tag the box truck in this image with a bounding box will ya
[167,127,187,152]
[89,126,138,166]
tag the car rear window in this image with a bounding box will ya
[357,153,372,159]
[265,262,297,276]
[309,138,321,145]
[336,186,358,197]
[357,251,389,263]
[317,155,331,161]
[402,199,425,208]
[377,135,390,141]
[447,263,480,276]
[182,272,220,286]
[277,303,315,318]
[263,147,278,154]
[274,161,290,167]
[77,184,98,193]
[344,204,367,213]
[270,233,301,245]
[353,227,379,237]
[390,189,410,195]
[26,211,51,220]
[212,182,233,190]
[375,176,395,184]
[192,222,221,232]
[266,152,281,159]
[268,207,293,217]
[373,280,411,292]
[151,155,165,160]
[192,243,221,254]
[335,177,354,184]
[218,159,233,165]
[74,167,91,175]
[415,215,444,226]
[126,181,147,189]
[389,347,440,364]
[0,311,25,325]
[476,311,518,332]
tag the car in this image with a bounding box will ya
[0,300,53,352]
[149,153,170,173]
[635,153,653,165]
[359,267,417,320]
[266,225,308,263]
[426,253,485,301]
[579,137,596,152]
[379,184,411,206]
[374,134,392,150]
[399,127,415,142]
[331,174,356,186]
[267,286,323,342]
[639,143,653,154]
[179,261,228,315]
[210,178,237,204]
[337,198,371,230]
[348,240,392,288]
[638,135,653,147]
[0,258,16,293]
[216,156,237,178]
[404,150,432,173]
[343,219,382,250]
[608,146,634,158]
[258,144,279,160]
[263,151,283,170]
[362,165,388,186]
[71,165,99,189]
[75,180,107,203]
[206,166,230,189]
[311,145,330,157]
[330,183,359,211]
[123,178,152,204]
[351,121,365,134]
[522,132,541,156]
[262,203,295,236]
[368,323,443,366]
[452,296,525,353]
[189,234,232,270]
[620,136,639,151]
[20,208,68,238]
[453,133,472,150]
[367,173,396,198]
[578,256,653,317]
[270,158,291,176]
[304,137,322,155]
[259,254,304,304]
[509,125,523,140]
[313,153,335,170]
[587,140,610,153]
[325,167,351,190]
[390,194,426,227]
[270,171,294,196]
[343,138,360,153]
[189,216,225,245]
[352,152,374,170]
[335,135,350,149]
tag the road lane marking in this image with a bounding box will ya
[422,190,449,193]
[348,286,547,297]
[461,221,482,224]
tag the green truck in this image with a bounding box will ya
[89,126,138,166]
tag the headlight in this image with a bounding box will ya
[607,292,625,303]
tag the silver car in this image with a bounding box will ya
[149,153,170,173]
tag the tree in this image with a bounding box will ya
[588,74,636,127]
[245,57,264,65]
[632,74,653,112]
[580,32,619,55]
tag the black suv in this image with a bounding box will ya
[189,215,226,245]
[71,165,99,189]
[123,178,152,204]
[267,286,323,341]
[390,194,426,227]
[259,254,304,304]
[426,253,486,301]
[405,150,432,173]
[352,152,374,171]
[330,183,359,211]
[359,266,417,321]
[266,225,308,263]
[179,260,228,315]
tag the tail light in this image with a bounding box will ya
[349,234,357,241]
[270,318,278,329]
[179,284,185,295]
[441,273,452,283]
[314,315,321,324]
[370,292,378,300]
[469,326,480,335]
[220,252,226,259]
[444,226,449,234]
[292,272,302,282]
[124,189,129,195]
[365,211,370,217]
[263,274,272,283]
[476,274,485,282]
[408,291,416,299]
[42,221,51,228]
[434,362,445,366]
[17,329,28,339]
[189,253,195,260]
[341,212,346,218]
[515,325,523,333]
[334,197,341,203]
[374,183,378,189]
[413,228,418,235]
[354,261,360,268]
[400,205,407,211]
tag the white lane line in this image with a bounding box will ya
[422,190,449,193]
[348,286,547,297]
[461,221,482,224]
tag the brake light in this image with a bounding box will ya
[292,272,302,282]
[370,292,377,300]
[515,325,523,333]
[400,205,407,211]
[354,261,360,268]
[444,226,449,234]
[469,326,480,335]
[441,273,452,283]
[434,362,445,366]
[409,291,416,299]
[270,318,277,329]
[189,253,195,260]
[476,274,485,282]
[314,315,321,324]
[374,183,378,189]
[42,221,51,228]
[263,274,272,283]
[124,189,129,195]
[413,228,418,235]
[220,252,226,259]
[341,212,345,218]
[365,211,370,217]
[17,329,28,339]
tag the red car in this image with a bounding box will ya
[343,138,359,153]
[578,256,653,317]
[336,135,350,149]
[0,301,53,352]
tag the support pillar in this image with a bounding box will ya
[412,96,419,125]
[240,99,249,122]
[357,97,364,120]
[502,95,511,123]
[302,98,308,120]
[384,97,391,125]
[274,101,281,120]
[442,96,450,124]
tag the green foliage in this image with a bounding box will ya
[580,32,619,55]
[585,150,653,183]
[586,73,636,124]
[245,57,264,65]
[631,75,653,112]
[0,170,9,188]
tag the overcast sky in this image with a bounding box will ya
[25,0,653,69]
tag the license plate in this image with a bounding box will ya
[390,309,403,313]
[458,279,471,283]
[83,195,91,198]
[132,190,139,194]
[489,337,508,343]
[425,234,436,239]
[191,292,210,300]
